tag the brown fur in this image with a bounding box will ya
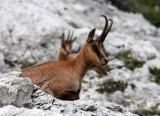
[22,16,113,100]
[23,43,94,100]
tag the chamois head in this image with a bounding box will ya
[86,15,113,67]
[60,31,77,55]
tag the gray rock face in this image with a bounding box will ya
[104,32,135,55]
[31,85,137,116]
[0,71,33,108]
[0,105,61,116]
[0,72,137,116]
[131,40,159,62]
[108,59,124,69]
[0,53,10,74]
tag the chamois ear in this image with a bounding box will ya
[87,28,96,43]
[60,33,65,41]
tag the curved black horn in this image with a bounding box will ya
[98,16,113,43]
[97,15,108,42]
[103,19,113,40]
[67,30,70,41]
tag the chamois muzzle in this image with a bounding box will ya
[104,59,108,65]
[98,15,113,43]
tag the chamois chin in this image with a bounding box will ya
[58,31,77,61]
[22,15,113,100]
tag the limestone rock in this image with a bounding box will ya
[131,41,159,62]
[0,72,33,108]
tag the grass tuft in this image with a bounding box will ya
[115,51,145,71]
[149,67,160,84]
[18,59,34,69]
[68,21,79,28]
[96,79,128,94]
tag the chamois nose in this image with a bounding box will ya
[104,59,108,64]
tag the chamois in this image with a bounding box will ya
[58,31,77,61]
[22,15,113,100]
[58,31,107,74]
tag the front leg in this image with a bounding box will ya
[40,81,54,96]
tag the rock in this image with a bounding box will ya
[144,58,160,69]
[0,71,137,115]
[131,40,159,62]
[108,59,124,69]
[106,67,132,82]
[104,32,135,55]
[32,85,55,110]
[0,105,62,116]
[0,53,10,74]
[0,71,33,108]
[32,83,137,116]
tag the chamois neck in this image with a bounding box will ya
[73,44,92,81]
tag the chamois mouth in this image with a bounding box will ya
[101,59,108,66]
[101,62,108,66]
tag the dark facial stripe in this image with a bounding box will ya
[62,43,66,50]
[91,43,103,59]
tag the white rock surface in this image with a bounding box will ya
[0,72,137,116]
[108,59,124,69]
[131,40,159,62]
[104,32,135,55]
[0,105,61,116]
[31,85,137,116]
[0,71,33,108]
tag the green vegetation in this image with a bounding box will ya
[130,83,136,89]
[96,79,136,94]
[104,51,110,57]
[134,105,160,116]
[96,79,128,94]
[18,59,34,69]
[149,67,160,84]
[4,58,34,69]
[109,0,160,27]
[115,51,145,71]
[68,21,79,28]
[90,76,95,80]
[134,109,160,116]
[4,58,35,69]
[82,80,88,83]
